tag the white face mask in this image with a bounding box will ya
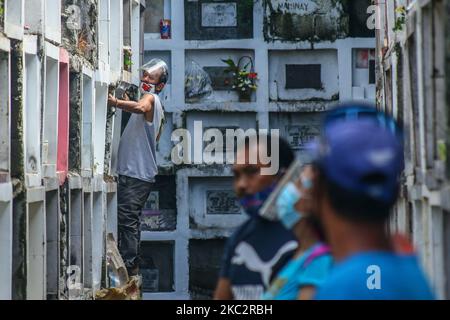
[140,81,157,95]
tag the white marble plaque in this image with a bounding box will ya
[201,3,237,27]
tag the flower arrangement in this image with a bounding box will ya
[222,57,258,102]
[393,6,406,32]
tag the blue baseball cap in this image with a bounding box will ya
[309,104,404,205]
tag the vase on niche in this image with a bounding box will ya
[238,89,252,102]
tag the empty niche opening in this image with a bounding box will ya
[24,53,41,177]
[92,192,104,291]
[82,74,93,175]
[141,175,176,232]
[27,201,46,300]
[45,190,59,299]
[0,201,12,299]
[83,192,92,289]
[0,52,9,177]
[189,239,226,300]
[69,189,83,282]
[144,0,171,39]
[141,241,174,293]
[94,83,108,175]
[43,55,59,173]
[352,48,376,101]
[106,192,117,240]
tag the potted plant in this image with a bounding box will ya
[123,46,132,72]
[222,57,258,102]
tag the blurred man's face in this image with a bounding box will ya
[142,70,165,92]
[233,143,278,198]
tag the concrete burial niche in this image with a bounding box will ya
[185,111,257,164]
[106,191,117,241]
[263,0,348,42]
[4,0,24,40]
[352,48,376,101]
[185,49,256,103]
[143,0,171,39]
[42,42,60,179]
[92,192,105,292]
[0,187,12,300]
[0,48,10,181]
[269,112,322,163]
[141,241,175,293]
[268,49,339,101]
[24,37,42,188]
[98,0,110,68]
[45,190,59,299]
[94,82,108,176]
[26,188,46,300]
[57,49,70,184]
[69,188,83,287]
[24,0,44,35]
[44,0,62,44]
[189,239,226,299]
[185,0,253,40]
[83,191,93,289]
[81,71,94,177]
[189,177,245,231]
[110,0,123,82]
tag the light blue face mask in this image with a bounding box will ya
[276,176,313,229]
[276,182,302,229]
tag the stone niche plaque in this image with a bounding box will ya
[203,67,234,91]
[285,124,321,150]
[206,190,240,215]
[270,112,322,161]
[202,3,237,27]
[185,0,253,40]
[285,64,322,89]
[264,0,349,42]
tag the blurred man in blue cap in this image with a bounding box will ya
[307,103,434,300]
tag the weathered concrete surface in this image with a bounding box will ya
[264,0,373,42]
[264,0,348,42]
[69,72,82,172]
[59,181,69,299]
[62,0,98,68]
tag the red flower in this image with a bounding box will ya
[249,73,258,79]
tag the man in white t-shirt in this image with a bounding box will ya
[108,59,168,276]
